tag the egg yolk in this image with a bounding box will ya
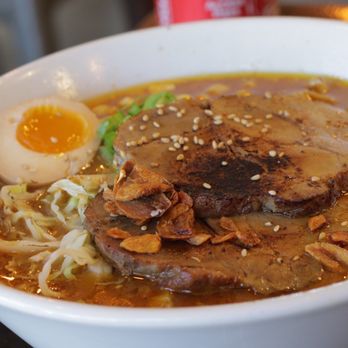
[16,105,87,154]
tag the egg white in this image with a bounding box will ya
[0,96,101,185]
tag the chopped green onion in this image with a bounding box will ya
[97,111,125,139]
[97,92,176,165]
[99,146,114,164]
[103,130,117,149]
[142,92,175,110]
[128,103,142,116]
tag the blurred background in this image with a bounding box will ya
[1,0,348,75]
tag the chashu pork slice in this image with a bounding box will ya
[85,193,322,295]
[114,95,348,218]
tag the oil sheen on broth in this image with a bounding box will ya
[1,73,348,307]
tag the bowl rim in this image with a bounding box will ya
[1,16,348,327]
[0,280,348,327]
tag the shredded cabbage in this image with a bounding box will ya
[37,229,110,298]
[0,174,115,298]
[24,218,56,241]
[46,174,114,228]
[0,240,59,253]
[0,184,56,241]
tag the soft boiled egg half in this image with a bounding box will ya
[0,96,100,185]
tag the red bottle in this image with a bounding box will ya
[155,0,279,25]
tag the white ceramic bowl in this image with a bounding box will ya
[1,17,348,348]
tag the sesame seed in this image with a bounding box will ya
[173,142,181,149]
[157,108,164,115]
[250,174,261,181]
[168,105,178,112]
[161,137,170,143]
[176,154,185,161]
[278,152,285,158]
[179,137,185,145]
[303,142,309,146]
[128,125,134,131]
[221,161,228,166]
[203,182,212,189]
[193,116,200,124]
[261,127,268,133]
[168,147,176,152]
[244,114,253,119]
[276,257,283,264]
[153,121,160,128]
[204,109,213,116]
[246,122,254,128]
[137,136,148,145]
[264,221,272,227]
[198,139,205,146]
[341,221,348,226]
[213,119,223,125]
[226,139,233,145]
[242,136,250,142]
[192,124,199,131]
[241,249,248,257]
[318,232,326,241]
[268,190,277,196]
[142,114,149,122]
[180,108,186,114]
[152,132,160,139]
[269,150,277,157]
[150,162,159,168]
[50,136,58,143]
[264,91,272,99]
[176,112,183,118]
[265,114,273,120]
[217,142,225,149]
[311,176,320,182]
[212,140,218,149]
[171,135,179,141]
[293,255,300,261]
[193,136,198,144]
[183,145,189,151]
[278,110,290,117]
[184,137,189,143]
[150,210,160,217]
[139,124,147,131]
[273,225,280,232]
[255,118,263,124]
[233,116,241,123]
[227,114,236,119]
[141,225,147,231]
[241,119,248,126]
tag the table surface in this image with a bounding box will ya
[1,3,348,347]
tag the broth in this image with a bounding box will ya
[1,73,348,307]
